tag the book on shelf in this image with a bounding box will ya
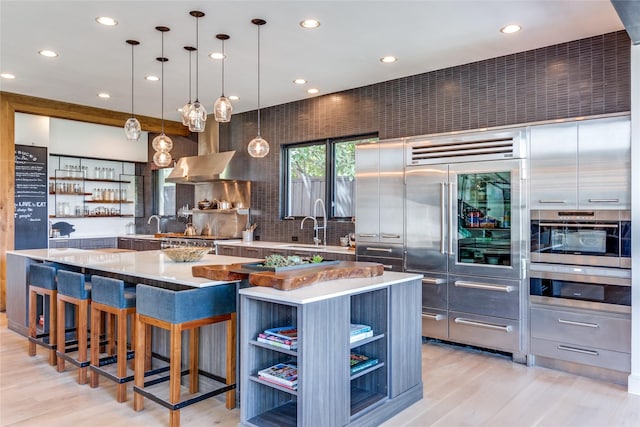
[258,362,298,389]
[350,323,372,336]
[258,375,298,391]
[257,333,298,350]
[350,352,379,375]
[264,325,298,341]
[350,330,374,343]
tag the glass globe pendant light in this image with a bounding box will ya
[124,39,142,141]
[248,18,269,158]
[151,26,173,168]
[213,34,232,122]
[187,11,207,133]
[181,46,196,126]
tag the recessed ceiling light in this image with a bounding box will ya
[300,19,320,29]
[145,75,159,81]
[1,73,15,79]
[39,50,58,58]
[307,88,319,94]
[500,24,521,34]
[293,78,307,85]
[96,16,118,26]
[380,56,397,63]
[229,95,239,101]
[97,93,110,99]
[209,52,225,60]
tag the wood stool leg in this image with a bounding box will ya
[144,324,152,371]
[48,291,58,366]
[90,305,101,388]
[107,313,116,356]
[133,314,146,412]
[116,309,128,402]
[169,323,182,427]
[77,299,88,385]
[226,313,237,409]
[28,289,37,356]
[189,327,199,394]
[129,311,136,371]
[56,297,66,372]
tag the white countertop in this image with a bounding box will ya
[239,271,422,304]
[8,248,261,288]
[216,240,355,256]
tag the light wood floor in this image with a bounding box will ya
[1,312,639,427]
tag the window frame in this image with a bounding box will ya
[281,133,377,221]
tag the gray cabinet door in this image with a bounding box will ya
[529,122,578,209]
[577,116,630,209]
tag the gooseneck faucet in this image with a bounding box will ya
[300,198,327,247]
[148,215,161,234]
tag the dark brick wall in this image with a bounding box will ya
[220,31,631,245]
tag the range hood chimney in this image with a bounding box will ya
[165,151,236,184]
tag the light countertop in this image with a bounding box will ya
[8,248,261,288]
[215,239,355,255]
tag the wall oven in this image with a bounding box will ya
[530,210,631,268]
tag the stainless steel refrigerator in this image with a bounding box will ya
[405,129,528,361]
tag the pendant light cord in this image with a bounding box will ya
[188,50,192,102]
[130,43,135,116]
[195,16,199,102]
[256,23,261,137]
[161,32,165,134]
[221,39,225,96]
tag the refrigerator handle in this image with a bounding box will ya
[448,182,454,255]
[440,182,446,254]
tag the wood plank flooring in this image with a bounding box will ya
[1,312,639,426]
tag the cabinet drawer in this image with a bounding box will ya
[448,276,520,319]
[242,247,264,258]
[449,311,519,353]
[421,308,448,340]
[356,256,403,272]
[421,275,447,310]
[356,244,404,259]
[530,307,630,353]
[531,337,630,373]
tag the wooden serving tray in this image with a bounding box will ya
[192,261,384,291]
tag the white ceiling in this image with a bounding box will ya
[0,1,625,123]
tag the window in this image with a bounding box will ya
[155,167,176,216]
[283,134,377,219]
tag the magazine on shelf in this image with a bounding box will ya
[259,375,298,391]
[257,333,298,350]
[350,330,374,343]
[350,323,372,336]
[258,362,298,388]
[350,352,379,375]
[263,326,298,341]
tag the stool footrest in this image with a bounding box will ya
[56,351,90,368]
[133,378,236,411]
[28,336,56,350]
[97,350,135,367]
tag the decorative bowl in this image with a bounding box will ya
[162,247,209,262]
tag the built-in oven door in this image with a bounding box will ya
[448,159,524,279]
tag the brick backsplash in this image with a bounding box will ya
[219,31,631,245]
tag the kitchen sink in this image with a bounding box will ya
[279,244,325,250]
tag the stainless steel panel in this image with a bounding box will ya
[448,275,520,319]
[421,308,448,339]
[577,117,631,209]
[355,141,380,243]
[356,244,404,259]
[448,311,519,353]
[530,295,631,314]
[530,337,630,373]
[419,272,448,310]
[405,164,449,273]
[532,252,622,268]
[529,122,578,209]
[530,307,630,353]
[356,255,403,272]
[379,139,405,243]
[448,159,524,280]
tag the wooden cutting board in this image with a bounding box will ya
[192,261,384,291]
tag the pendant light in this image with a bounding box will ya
[248,18,269,158]
[181,46,196,126]
[151,26,173,167]
[213,34,232,122]
[124,39,142,141]
[187,11,207,133]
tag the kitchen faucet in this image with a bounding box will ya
[148,215,161,234]
[300,198,327,247]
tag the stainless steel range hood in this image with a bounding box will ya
[165,151,236,184]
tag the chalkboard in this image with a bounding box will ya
[15,145,48,249]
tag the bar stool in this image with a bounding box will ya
[89,276,139,402]
[55,270,92,384]
[28,263,58,365]
[133,284,237,427]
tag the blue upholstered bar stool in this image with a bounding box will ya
[89,276,139,403]
[55,270,92,384]
[28,263,59,365]
[133,284,237,427]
